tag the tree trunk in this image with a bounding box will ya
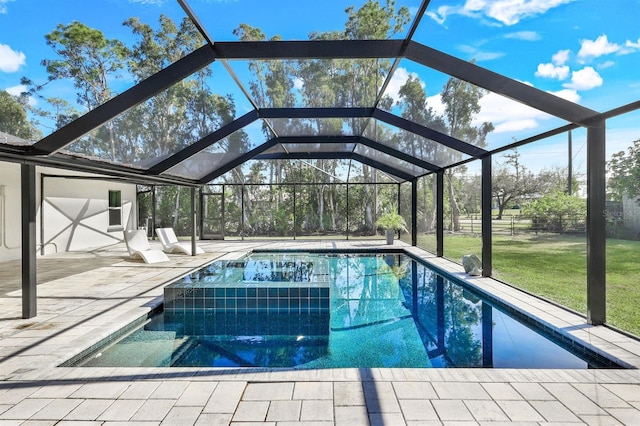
[330,191,337,231]
[237,185,253,235]
[318,184,325,232]
[172,186,181,229]
[447,170,461,232]
[430,177,437,232]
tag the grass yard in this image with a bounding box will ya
[416,233,640,336]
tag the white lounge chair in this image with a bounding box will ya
[123,230,170,264]
[155,227,204,255]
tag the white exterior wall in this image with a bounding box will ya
[0,161,137,262]
[0,162,22,261]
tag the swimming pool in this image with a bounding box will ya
[73,252,619,369]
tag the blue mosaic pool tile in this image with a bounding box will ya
[247,298,257,310]
[163,254,331,315]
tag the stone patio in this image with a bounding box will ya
[1,239,640,425]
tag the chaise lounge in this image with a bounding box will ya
[123,229,170,263]
[155,227,205,255]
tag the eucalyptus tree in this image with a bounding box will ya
[321,0,410,234]
[395,75,447,230]
[24,21,127,158]
[295,51,346,233]
[440,73,493,231]
[123,15,240,230]
[233,23,302,233]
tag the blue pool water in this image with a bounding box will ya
[76,252,617,369]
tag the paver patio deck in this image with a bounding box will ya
[1,239,640,425]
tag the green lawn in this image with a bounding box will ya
[416,233,640,336]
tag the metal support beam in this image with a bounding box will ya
[405,41,599,126]
[241,184,245,240]
[151,186,156,240]
[411,178,418,246]
[358,137,439,172]
[436,170,444,257]
[372,109,487,158]
[259,107,373,119]
[148,111,260,174]
[210,39,405,60]
[481,155,492,277]
[586,120,606,325]
[21,164,37,318]
[198,139,279,183]
[352,153,413,182]
[256,152,351,161]
[568,130,573,195]
[190,186,197,256]
[31,46,217,155]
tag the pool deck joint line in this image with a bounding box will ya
[1,239,640,425]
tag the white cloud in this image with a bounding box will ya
[535,63,570,80]
[425,6,453,25]
[552,49,570,65]
[5,84,26,96]
[458,44,505,61]
[577,35,620,60]
[427,0,576,26]
[426,94,445,117]
[385,67,424,104]
[626,38,640,49]
[504,31,541,41]
[0,0,14,14]
[0,43,25,72]
[598,60,615,70]
[550,88,581,103]
[563,66,603,90]
[5,84,36,106]
[468,86,581,135]
[488,0,576,25]
[473,91,548,133]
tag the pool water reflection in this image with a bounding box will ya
[77,253,616,369]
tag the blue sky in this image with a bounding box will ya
[0,0,638,174]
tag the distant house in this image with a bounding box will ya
[0,134,138,262]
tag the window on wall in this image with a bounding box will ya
[108,190,122,228]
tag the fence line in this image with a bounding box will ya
[455,214,587,236]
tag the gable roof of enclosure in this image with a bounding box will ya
[0,0,620,186]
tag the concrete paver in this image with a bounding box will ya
[432,399,475,421]
[1,240,640,425]
[265,400,301,421]
[301,400,334,421]
[232,401,269,422]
